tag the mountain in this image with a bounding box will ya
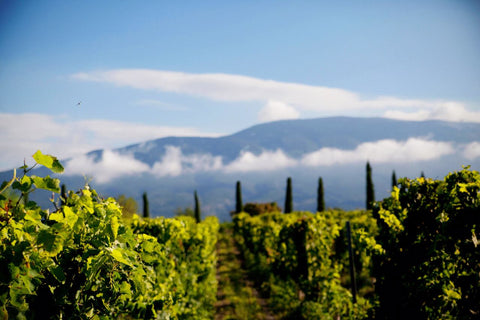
[3,117,480,221]
[95,116,480,163]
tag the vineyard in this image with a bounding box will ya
[1,152,479,319]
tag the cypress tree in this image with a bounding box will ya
[420,171,425,178]
[142,192,150,218]
[317,177,325,212]
[391,171,397,190]
[285,177,293,213]
[366,162,375,210]
[194,190,201,223]
[235,181,243,214]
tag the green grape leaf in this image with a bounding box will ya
[32,150,64,173]
[48,265,66,283]
[63,206,79,228]
[107,216,119,240]
[12,175,32,192]
[9,285,29,311]
[110,248,133,267]
[24,209,42,223]
[32,176,61,193]
[37,228,64,256]
[49,206,78,229]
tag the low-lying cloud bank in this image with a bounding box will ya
[63,138,477,183]
[66,150,150,184]
[302,138,454,166]
[72,69,480,123]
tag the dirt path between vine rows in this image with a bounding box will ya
[214,224,276,320]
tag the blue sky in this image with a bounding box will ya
[1,0,480,170]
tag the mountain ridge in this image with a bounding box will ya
[108,116,480,165]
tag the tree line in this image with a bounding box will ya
[234,161,425,216]
[120,161,421,220]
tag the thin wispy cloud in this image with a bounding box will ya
[72,69,480,122]
[63,138,468,183]
[0,113,220,171]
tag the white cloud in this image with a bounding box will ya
[65,150,150,183]
[383,103,480,122]
[72,69,479,121]
[0,113,94,170]
[223,149,297,173]
[151,146,223,177]
[382,109,431,121]
[72,69,359,110]
[302,138,455,166]
[0,113,220,171]
[64,145,223,182]
[151,146,183,177]
[463,142,480,160]
[258,100,300,122]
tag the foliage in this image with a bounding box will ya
[215,223,268,319]
[233,209,378,319]
[175,207,195,218]
[116,194,138,219]
[242,202,281,217]
[131,215,219,319]
[0,151,219,319]
[373,167,480,319]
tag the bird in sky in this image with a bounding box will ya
[77,101,81,106]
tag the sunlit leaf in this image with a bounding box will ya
[32,150,64,173]
[37,227,64,256]
[110,248,133,267]
[32,176,60,193]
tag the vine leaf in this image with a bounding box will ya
[12,175,32,192]
[48,265,66,283]
[37,226,65,256]
[32,176,61,193]
[110,248,133,267]
[0,168,16,194]
[32,150,64,174]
